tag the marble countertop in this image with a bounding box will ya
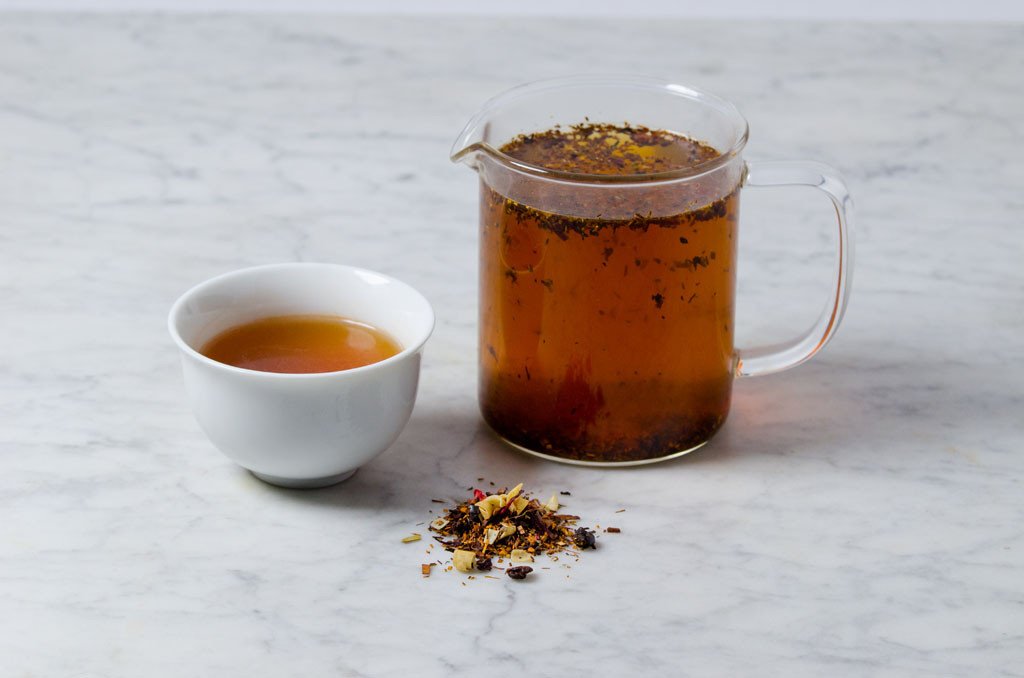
[2,14,1022,677]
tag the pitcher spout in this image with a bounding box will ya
[449,114,491,170]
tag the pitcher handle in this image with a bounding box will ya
[736,160,855,377]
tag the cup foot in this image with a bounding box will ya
[250,469,357,489]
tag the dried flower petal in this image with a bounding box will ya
[511,497,529,514]
[453,549,476,573]
[476,495,503,521]
[544,494,559,512]
[511,549,534,563]
[505,482,524,502]
[475,483,526,522]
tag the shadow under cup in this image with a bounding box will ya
[168,263,434,488]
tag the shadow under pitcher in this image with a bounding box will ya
[451,75,854,466]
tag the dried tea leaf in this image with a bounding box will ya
[453,549,476,573]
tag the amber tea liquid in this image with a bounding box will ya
[479,124,740,463]
[201,315,401,374]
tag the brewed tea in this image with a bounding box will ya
[201,315,401,374]
[480,124,740,462]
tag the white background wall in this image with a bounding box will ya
[0,0,1021,21]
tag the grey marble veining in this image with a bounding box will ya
[1,14,1022,677]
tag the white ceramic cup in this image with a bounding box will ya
[168,263,435,489]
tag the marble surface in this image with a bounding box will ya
[2,14,1022,677]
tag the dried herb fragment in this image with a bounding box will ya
[421,564,432,577]
[475,556,493,571]
[507,566,533,580]
[606,527,621,533]
[402,533,422,543]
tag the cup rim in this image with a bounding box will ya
[167,262,435,380]
[450,74,750,185]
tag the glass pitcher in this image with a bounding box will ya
[451,75,853,466]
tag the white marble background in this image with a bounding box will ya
[1,14,1022,677]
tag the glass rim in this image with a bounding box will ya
[450,74,750,184]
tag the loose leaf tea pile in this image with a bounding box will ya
[426,482,599,580]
